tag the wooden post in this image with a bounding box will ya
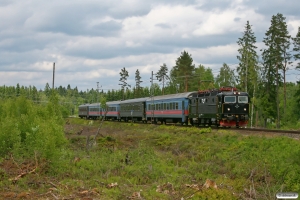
[52,62,55,89]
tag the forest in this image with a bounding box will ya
[1,13,300,130]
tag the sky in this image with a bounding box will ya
[0,0,300,92]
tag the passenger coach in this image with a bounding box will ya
[78,103,101,119]
[146,92,197,124]
[103,101,121,121]
[78,104,89,119]
[119,97,149,122]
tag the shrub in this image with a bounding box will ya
[0,93,67,163]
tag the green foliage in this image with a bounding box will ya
[193,64,215,91]
[171,50,195,92]
[214,63,236,88]
[260,13,291,128]
[100,96,107,110]
[0,94,67,161]
[119,67,131,100]
[156,63,169,95]
[293,27,300,69]
[236,20,259,97]
[134,69,143,98]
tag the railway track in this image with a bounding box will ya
[225,127,300,139]
[85,118,300,138]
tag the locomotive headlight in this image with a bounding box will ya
[244,108,246,111]
[227,108,230,111]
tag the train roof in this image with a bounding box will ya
[119,97,150,104]
[218,91,249,96]
[146,91,198,101]
[106,101,121,105]
[88,103,101,106]
[78,104,89,107]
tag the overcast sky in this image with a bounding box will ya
[0,0,299,92]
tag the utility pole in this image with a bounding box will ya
[245,49,248,93]
[251,85,255,128]
[96,82,102,119]
[150,71,158,123]
[52,62,55,90]
[150,71,154,123]
[96,82,99,102]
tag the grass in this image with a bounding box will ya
[1,119,300,199]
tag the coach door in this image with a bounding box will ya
[142,102,146,120]
[87,106,90,119]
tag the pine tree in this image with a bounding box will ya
[156,63,169,95]
[171,51,195,92]
[44,83,51,97]
[261,13,291,128]
[214,63,236,88]
[236,21,259,96]
[16,83,20,97]
[293,27,300,119]
[293,27,300,69]
[193,64,214,91]
[135,69,143,98]
[119,67,130,100]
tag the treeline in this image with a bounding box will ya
[1,13,300,129]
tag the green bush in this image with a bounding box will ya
[0,93,67,162]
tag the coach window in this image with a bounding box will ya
[175,103,178,110]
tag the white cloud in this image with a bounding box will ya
[0,0,299,91]
[288,19,300,37]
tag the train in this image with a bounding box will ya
[78,86,249,127]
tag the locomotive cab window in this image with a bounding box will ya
[238,96,248,103]
[224,96,236,103]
